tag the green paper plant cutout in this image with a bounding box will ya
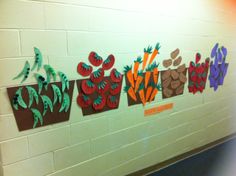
[51,84,62,105]
[59,92,70,113]
[13,61,30,83]
[26,86,39,108]
[58,71,69,92]
[35,73,48,94]
[32,47,43,71]
[12,87,27,110]
[31,108,43,128]
[44,65,56,83]
[41,95,53,116]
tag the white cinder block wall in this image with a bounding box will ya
[0,0,236,175]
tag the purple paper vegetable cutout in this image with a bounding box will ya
[211,43,219,58]
[221,46,227,57]
[208,43,229,91]
[217,48,223,62]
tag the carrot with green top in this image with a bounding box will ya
[135,71,144,92]
[133,56,142,81]
[152,62,160,84]
[124,65,134,88]
[149,84,161,103]
[146,82,154,101]
[142,46,153,70]
[145,65,153,89]
[148,43,161,65]
[124,85,137,102]
[138,83,146,106]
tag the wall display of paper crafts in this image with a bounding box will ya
[160,48,187,99]
[76,52,123,116]
[188,53,210,94]
[209,43,229,91]
[124,43,161,106]
[7,47,74,131]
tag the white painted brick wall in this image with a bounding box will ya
[0,0,236,175]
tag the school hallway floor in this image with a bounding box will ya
[147,137,236,176]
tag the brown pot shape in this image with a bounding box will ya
[7,81,75,131]
[160,68,187,99]
[76,76,123,116]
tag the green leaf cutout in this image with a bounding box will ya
[51,84,62,105]
[35,73,48,94]
[13,61,30,83]
[58,71,69,92]
[44,65,56,83]
[32,47,43,71]
[12,87,27,110]
[41,95,53,116]
[59,93,70,113]
[26,86,39,108]
[31,108,43,128]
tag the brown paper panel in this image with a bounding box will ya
[161,69,187,99]
[7,81,75,131]
[125,72,159,106]
[76,76,123,116]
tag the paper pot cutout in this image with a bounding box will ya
[161,49,187,99]
[7,81,74,131]
[209,43,229,91]
[76,76,123,116]
[188,53,210,94]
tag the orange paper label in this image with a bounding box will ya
[144,103,174,116]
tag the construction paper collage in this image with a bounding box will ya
[7,43,229,131]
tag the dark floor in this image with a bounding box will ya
[148,137,236,176]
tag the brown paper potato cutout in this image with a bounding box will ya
[171,80,181,89]
[162,69,171,80]
[177,64,186,73]
[171,70,179,80]
[162,77,172,88]
[171,48,180,59]
[163,59,172,68]
[173,56,182,66]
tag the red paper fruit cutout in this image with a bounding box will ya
[90,68,104,83]
[107,95,119,108]
[188,53,210,94]
[102,54,115,70]
[89,51,103,67]
[110,68,122,83]
[77,93,92,108]
[109,83,122,95]
[81,80,96,94]
[77,62,93,77]
[96,80,110,94]
[92,95,106,110]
